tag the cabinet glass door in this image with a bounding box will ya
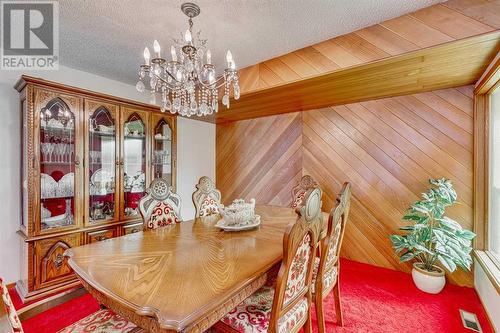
[122,112,147,218]
[39,96,78,231]
[152,118,173,186]
[87,103,118,223]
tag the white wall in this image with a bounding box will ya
[474,260,500,331]
[177,117,216,220]
[0,66,215,283]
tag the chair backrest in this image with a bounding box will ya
[315,182,351,296]
[269,187,323,332]
[139,178,182,230]
[291,175,319,208]
[0,278,23,333]
[192,176,222,218]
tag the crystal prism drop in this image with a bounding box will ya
[200,103,208,115]
[222,94,229,106]
[234,83,240,100]
[173,98,181,111]
[150,77,157,89]
[190,99,197,111]
[136,81,145,92]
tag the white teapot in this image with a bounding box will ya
[218,198,256,226]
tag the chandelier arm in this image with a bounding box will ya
[154,74,183,89]
[195,76,227,90]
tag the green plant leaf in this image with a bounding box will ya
[438,254,456,272]
[437,217,462,230]
[400,252,416,262]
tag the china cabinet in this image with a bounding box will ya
[15,76,177,301]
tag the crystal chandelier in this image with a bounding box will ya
[136,2,240,117]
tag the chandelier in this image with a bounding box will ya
[135,2,240,117]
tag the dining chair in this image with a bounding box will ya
[0,277,140,333]
[192,176,222,218]
[312,182,351,331]
[216,187,324,333]
[291,175,319,208]
[138,178,182,230]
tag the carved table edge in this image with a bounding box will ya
[74,271,268,333]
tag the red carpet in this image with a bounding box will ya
[17,259,493,333]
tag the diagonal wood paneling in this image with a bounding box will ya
[302,86,474,287]
[216,112,303,207]
[216,86,474,286]
[237,0,499,95]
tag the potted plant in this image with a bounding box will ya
[390,178,475,294]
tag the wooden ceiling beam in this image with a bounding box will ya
[216,31,500,124]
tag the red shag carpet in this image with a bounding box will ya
[16,259,493,333]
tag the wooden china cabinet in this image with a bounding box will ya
[15,76,177,301]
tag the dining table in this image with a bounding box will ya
[65,205,324,333]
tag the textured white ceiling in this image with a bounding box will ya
[59,0,445,85]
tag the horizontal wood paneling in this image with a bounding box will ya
[216,86,474,286]
[216,31,499,123]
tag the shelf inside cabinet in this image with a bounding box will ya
[89,131,115,137]
[124,135,145,139]
[41,161,74,166]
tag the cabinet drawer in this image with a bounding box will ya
[34,233,80,289]
[123,222,143,235]
[85,227,117,243]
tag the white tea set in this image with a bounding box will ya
[216,198,261,231]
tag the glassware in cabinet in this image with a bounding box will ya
[151,114,175,188]
[84,100,119,224]
[36,89,82,233]
[120,108,150,220]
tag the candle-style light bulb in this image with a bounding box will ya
[143,47,150,65]
[230,60,236,70]
[206,49,212,65]
[185,29,192,43]
[153,40,161,57]
[226,50,233,67]
[170,46,177,62]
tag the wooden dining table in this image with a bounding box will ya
[65,205,317,333]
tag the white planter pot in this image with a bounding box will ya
[411,262,446,294]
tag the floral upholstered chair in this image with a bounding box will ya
[0,278,139,333]
[291,175,319,209]
[216,187,324,333]
[192,176,222,218]
[138,178,182,230]
[312,182,351,331]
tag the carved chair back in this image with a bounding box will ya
[139,178,182,230]
[315,182,351,298]
[192,176,222,218]
[291,175,319,208]
[268,187,323,332]
[0,278,23,333]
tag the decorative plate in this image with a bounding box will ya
[42,213,66,227]
[56,172,74,197]
[91,169,113,185]
[215,215,261,232]
[41,173,57,199]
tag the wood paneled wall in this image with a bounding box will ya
[216,86,474,286]
[238,0,500,95]
[216,112,302,207]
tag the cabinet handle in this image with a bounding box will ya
[75,156,80,166]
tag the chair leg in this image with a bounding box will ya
[333,282,343,326]
[315,294,326,333]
